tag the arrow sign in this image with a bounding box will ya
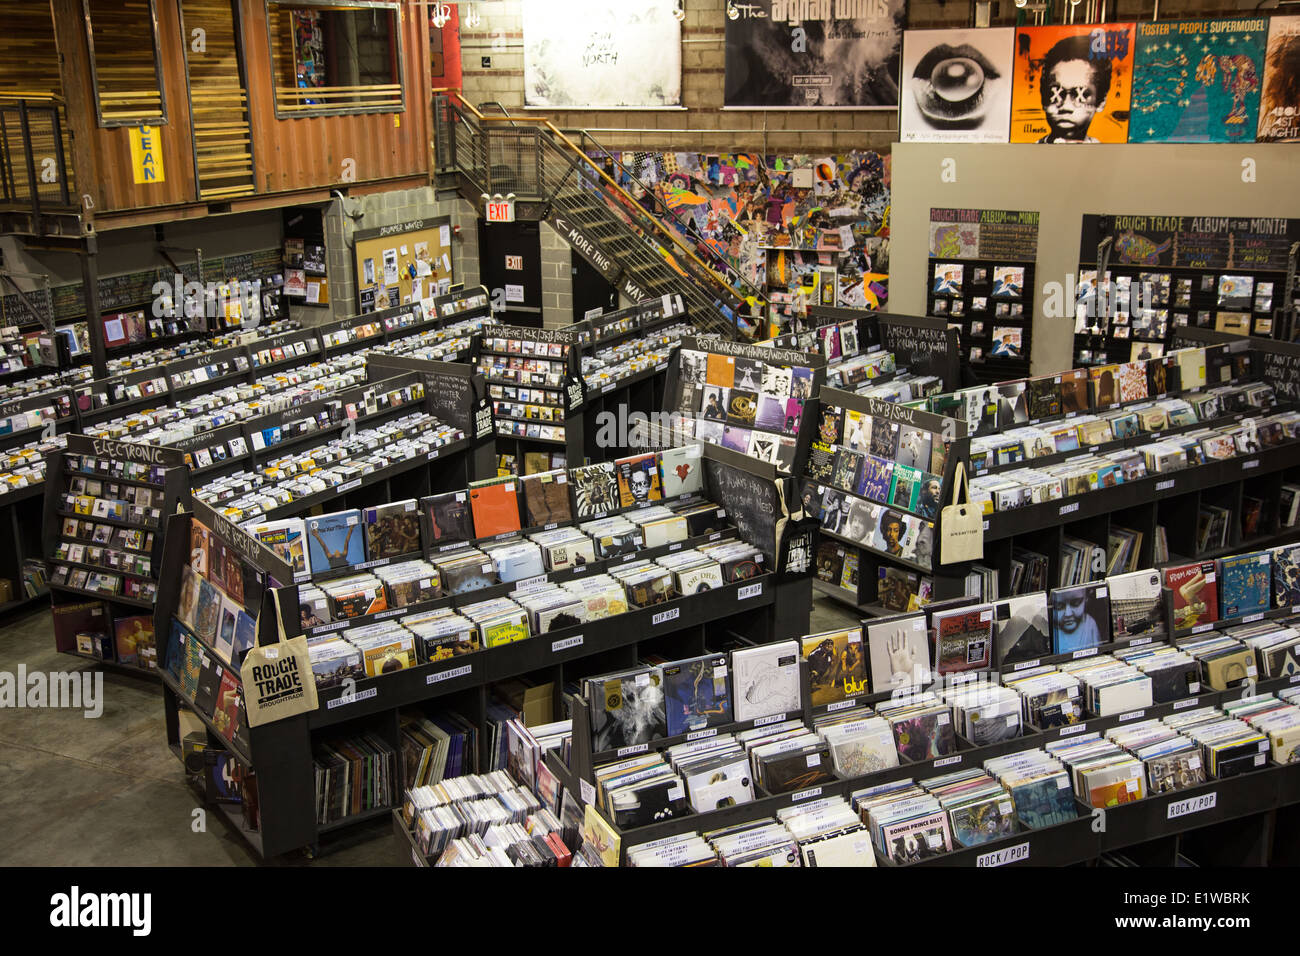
[547,212,621,282]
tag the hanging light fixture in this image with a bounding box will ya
[464,2,483,29]
[673,0,686,20]
[430,3,451,28]
[726,2,740,20]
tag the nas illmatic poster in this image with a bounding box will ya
[1010,23,1136,143]
[724,0,905,109]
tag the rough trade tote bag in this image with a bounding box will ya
[939,460,984,564]
[240,589,318,728]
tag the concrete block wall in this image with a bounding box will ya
[312,187,480,324]
[539,222,574,329]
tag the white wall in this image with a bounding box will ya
[888,143,1300,376]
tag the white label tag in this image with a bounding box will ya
[339,479,362,493]
[1073,647,1098,660]
[1119,710,1145,722]
[806,753,821,767]
[580,779,596,805]
[653,607,681,626]
[1059,502,1080,516]
[1013,659,1042,671]
[738,582,763,601]
[617,743,648,758]
[1156,479,1175,491]
[1242,613,1264,624]
[826,699,857,713]
[976,842,1029,868]
[1167,792,1216,819]
[753,713,786,727]
[792,787,823,802]
[686,728,718,742]
[551,635,584,652]
[427,664,472,684]
[1060,723,1089,736]
[326,687,378,710]
[933,755,962,768]
[1174,697,1200,710]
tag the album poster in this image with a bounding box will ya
[1258,15,1300,142]
[724,0,905,109]
[900,27,1015,142]
[522,0,682,108]
[1130,19,1267,143]
[1010,23,1136,143]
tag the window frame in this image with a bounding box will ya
[82,0,169,129]
[264,0,406,120]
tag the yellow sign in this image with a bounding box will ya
[129,124,165,185]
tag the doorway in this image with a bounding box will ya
[478,220,543,327]
[571,248,616,323]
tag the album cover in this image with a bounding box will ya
[761,744,836,795]
[662,654,733,737]
[1218,551,1271,620]
[658,445,704,497]
[1107,570,1166,641]
[891,711,956,763]
[1274,544,1300,607]
[305,510,366,575]
[831,449,865,494]
[932,606,993,674]
[587,668,667,752]
[249,518,307,574]
[193,576,222,643]
[615,453,663,507]
[950,795,1017,847]
[363,501,422,560]
[1010,23,1135,143]
[731,641,802,722]
[801,628,868,707]
[818,405,844,445]
[867,615,931,690]
[857,455,895,503]
[520,470,574,527]
[571,462,620,518]
[806,442,836,485]
[1049,584,1109,653]
[895,426,934,472]
[1164,561,1218,629]
[994,593,1051,665]
[890,464,922,512]
[423,491,474,546]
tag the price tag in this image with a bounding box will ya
[580,779,596,805]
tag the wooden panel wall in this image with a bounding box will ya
[241,0,431,195]
[52,0,197,215]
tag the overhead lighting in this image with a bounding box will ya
[430,2,451,28]
[673,0,686,20]
[726,2,740,20]
[464,3,482,29]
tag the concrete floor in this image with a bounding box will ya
[0,595,859,866]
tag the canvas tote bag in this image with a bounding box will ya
[939,460,984,564]
[240,588,319,728]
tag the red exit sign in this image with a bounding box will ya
[485,199,515,223]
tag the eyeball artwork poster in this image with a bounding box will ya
[899,28,1015,143]
[1010,24,1136,144]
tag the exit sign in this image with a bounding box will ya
[485,199,515,223]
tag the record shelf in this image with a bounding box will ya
[41,434,192,671]
[158,444,812,860]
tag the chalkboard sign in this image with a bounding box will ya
[879,315,960,390]
[488,324,582,346]
[65,434,187,468]
[1259,345,1300,402]
[1080,215,1300,272]
[365,354,487,437]
[0,388,74,422]
[703,444,782,559]
[680,335,816,370]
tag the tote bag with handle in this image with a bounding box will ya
[240,588,319,728]
[939,460,984,565]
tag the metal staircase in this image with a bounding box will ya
[432,91,762,340]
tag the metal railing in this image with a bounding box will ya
[0,99,75,234]
[432,90,758,340]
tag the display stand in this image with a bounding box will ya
[42,435,191,671]
[154,498,319,859]
[477,324,587,469]
[808,386,970,614]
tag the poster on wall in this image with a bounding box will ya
[1129,18,1267,143]
[1258,15,1300,142]
[1010,23,1136,143]
[899,28,1015,142]
[522,0,681,108]
[723,0,905,109]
